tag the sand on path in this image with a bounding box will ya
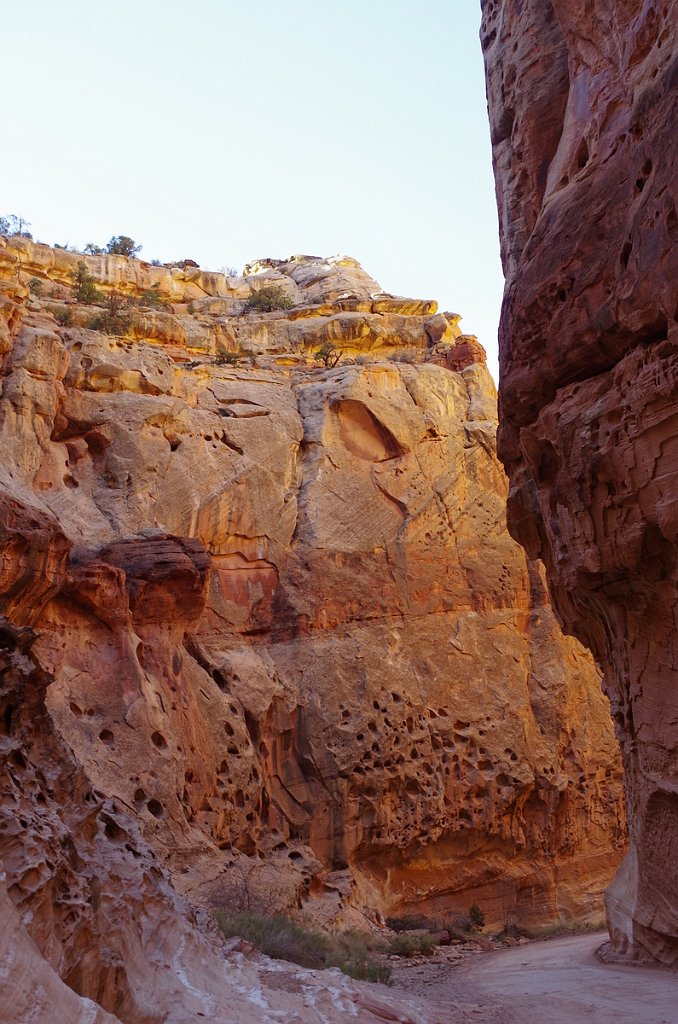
[389,933,677,1024]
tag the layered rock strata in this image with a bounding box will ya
[0,238,624,1018]
[481,0,678,965]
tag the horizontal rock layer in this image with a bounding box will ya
[481,0,678,965]
[3,237,459,361]
[0,242,625,1018]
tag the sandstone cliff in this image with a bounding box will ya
[0,237,624,1019]
[481,0,678,966]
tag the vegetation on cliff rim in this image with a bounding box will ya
[84,235,143,258]
[1,218,148,260]
[0,213,32,238]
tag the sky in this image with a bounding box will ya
[3,1,503,380]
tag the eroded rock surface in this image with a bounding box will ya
[0,240,624,1019]
[481,0,678,965]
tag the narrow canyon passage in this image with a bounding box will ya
[391,934,678,1024]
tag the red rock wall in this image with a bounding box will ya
[481,0,678,965]
[0,241,626,1017]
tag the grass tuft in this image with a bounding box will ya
[386,933,437,957]
[215,911,391,984]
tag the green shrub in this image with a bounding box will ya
[385,915,433,933]
[216,912,327,967]
[106,235,142,257]
[469,903,485,930]
[214,351,240,366]
[314,342,342,368]
[29,277,44,295]
[386,933,437,957]
[215,912,390,984]
[327,932,391,984]
[441,909,477,938]
[83,242,104,255]
[47,304,74,327]
[137,284,169,308]
[88,292,130,335]
[0,214,31,237]
[244,284,293,313]
[73,261,101,304]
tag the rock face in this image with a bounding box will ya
[481,0,678,965]
[0,238,624,1019]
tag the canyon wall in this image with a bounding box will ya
[0,237,624,1019]
[481,0,678,965]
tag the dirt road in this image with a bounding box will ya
[390,933,677,1024]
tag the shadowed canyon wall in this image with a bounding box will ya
[481,0,678,965]
[0,237,624,1019]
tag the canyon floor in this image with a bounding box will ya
[389,933,677,1024]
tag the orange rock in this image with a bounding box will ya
[0,242,626,1016]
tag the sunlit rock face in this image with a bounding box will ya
[481,0,678,965]
[0,239,624,1018]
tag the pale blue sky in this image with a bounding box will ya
[4,1,502,380]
